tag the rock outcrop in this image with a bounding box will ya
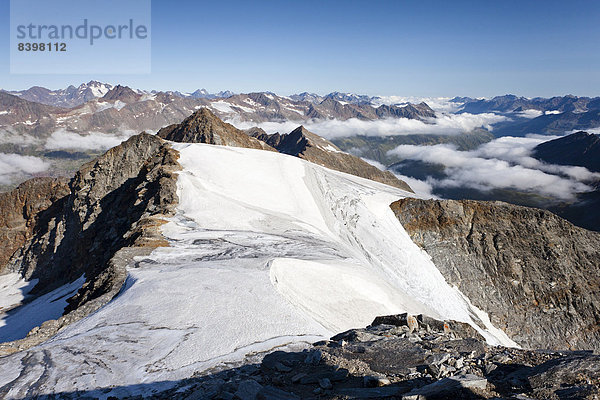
[391,198,600,351]
[0,177,69,272]
[1,133,181,354]
[252,125,414,192]
[157,108,276,151]
[141,314,600,400]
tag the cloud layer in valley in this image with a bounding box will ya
[388,135,600,201]
[229,112,509,140]
[0,153,50,185]
[45,129,137,151]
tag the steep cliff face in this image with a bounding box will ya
[0,178,69,272]
[1,133,181,353]
[391,198,600,351]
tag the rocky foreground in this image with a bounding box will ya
[117,314,599,400]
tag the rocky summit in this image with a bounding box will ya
[157,108,275,151]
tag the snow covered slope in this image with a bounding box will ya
[0,144,515,398]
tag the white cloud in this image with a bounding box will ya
[0,153,50,185]
[228,113,509,140]
[362,157,436,199]
[388,135,600,201]
[45,129,137,151]
[515,109,543,119]
[568,126,600,135]
[0,129,41,145]
[395,174,437,199]
[361,158,386,170]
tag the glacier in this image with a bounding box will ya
[0,143,516,398]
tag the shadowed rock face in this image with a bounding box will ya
[0,178,70,273]
[157,108,276,151]
[252,126,414,192]
[533,131,600,173]
[1,133,181,353]
[391,198,600,351]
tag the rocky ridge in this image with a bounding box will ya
[390,198,600,352]
[251,125,413,192]
[0,133,181,355]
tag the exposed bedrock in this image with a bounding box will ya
[391,198,600,351]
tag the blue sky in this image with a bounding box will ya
[1,0,599,97]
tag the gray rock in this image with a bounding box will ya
[319,378,333,389]
[273,362,292,373]
[290,373,306,384]
[304,350,322,365]
[257,386,300,400]
[405,374,487,397]
[331,329,385,343]
[299,370,348,384]
[234,379,263,400]
[391,198,600,351]
[336,387,401,398]
[363,375,391,388]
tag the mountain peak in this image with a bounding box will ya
[157,108,275,151]
[101,84,140,102]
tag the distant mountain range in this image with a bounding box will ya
[0,85,437,139]
[5,81,113,108]
[455,94,600,114]
[4,83,406,109]
[5,83,600,139]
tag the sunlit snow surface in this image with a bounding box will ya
[0,144,515,399]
